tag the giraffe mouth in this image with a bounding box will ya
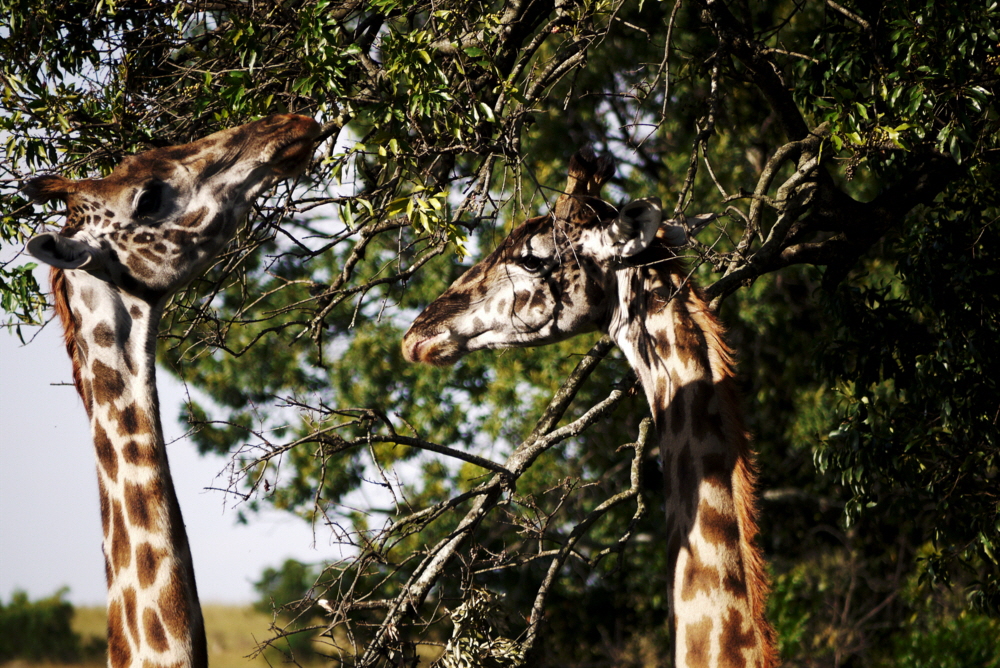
[268,119,323,176]
[269,138,316,175]
[402,330,465,366]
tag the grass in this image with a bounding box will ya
[2,604,443,668]
[3,604,314,668]
[203,605,289,667]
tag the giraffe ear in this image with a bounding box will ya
[660,213,718,246]
[23,175,77,203]
[26,233,102,271]
[610,197,662,256]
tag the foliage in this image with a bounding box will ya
[435,589,526,668]
[2,0,999,665]
[818,179,1000,614]
[880,613,1000,668]
[769,547,1000,668]
[0,589,105,662]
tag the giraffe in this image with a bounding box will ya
[401,150,777,667]
[22,114,321,668]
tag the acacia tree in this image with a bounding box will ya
[2,0,998,665]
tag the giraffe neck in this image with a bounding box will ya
[54,268,207,668]
[606,263,776,668]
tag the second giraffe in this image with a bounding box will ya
[403,149,778,668]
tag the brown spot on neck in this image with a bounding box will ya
[698,498,742,552]
[91,359,125,406]
[93,321,116,347]
[123,439,159,467]
[81,286,97,311]
[702,453,734,492]
[106,599,131,668]
[681,543,722,603]
[112,402,153,437]
[720,606,756,667]
[158,565,193,639]
[122,586,139,645]
[98,478,111,539]
[137,542,168,588]
[110,500,131,574]
[144,608,171,652]
[124,479,162,531]
[684,616,713,668]
[94,422,119,483]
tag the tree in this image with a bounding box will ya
[0,589,105,662]
[2,0,997,665]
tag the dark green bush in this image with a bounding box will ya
[0,589,99,662]
[879,612,1000,668]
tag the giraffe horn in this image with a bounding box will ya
[22,174,78,203]
[555,148,616,219]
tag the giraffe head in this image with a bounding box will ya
[402,149,714,365]
[25,114,321,301]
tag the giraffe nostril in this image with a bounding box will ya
[402,337,423,363]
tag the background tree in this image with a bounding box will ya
[2,0,998,665]
[0,589,105,662]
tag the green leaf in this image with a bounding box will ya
[477,103,496,122]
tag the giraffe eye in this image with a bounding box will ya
[134,183,164,218]
[518,254,546,273]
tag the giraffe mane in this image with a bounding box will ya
[628,229,777,660]
[684,284,778,664]
[50,266,86,403]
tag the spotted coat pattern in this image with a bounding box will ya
[25,114,321,668]
[403,150,778,668]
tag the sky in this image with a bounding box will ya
[0,263,330,606]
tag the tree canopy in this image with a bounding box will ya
[2,0,998,665]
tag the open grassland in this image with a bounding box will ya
[2,604,443,668]
[3,604,313,668]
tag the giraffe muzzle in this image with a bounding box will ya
[266,116,323,176]
[402,329,464,366]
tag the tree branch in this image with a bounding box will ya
[357,336,620,665]
[701,0,810,141]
